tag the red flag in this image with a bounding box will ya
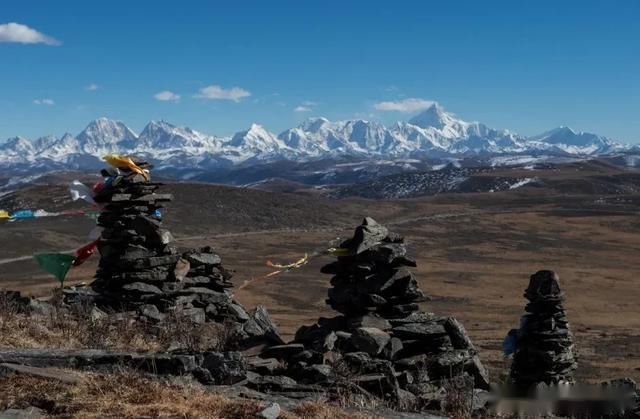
[92,181,105,194]
[73,240,99,266]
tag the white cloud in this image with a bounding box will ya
[194,85,251,102]
[85,83,99,91]
[154,90,180,102]
[0,22,61,46]
[294,100,317,112]
[33,99,55,105]
[374,98,435,112]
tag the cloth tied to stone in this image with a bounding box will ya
[33,253,76,285]
[104,155,150,181]
[69,180,97,206]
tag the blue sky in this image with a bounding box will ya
[1,0,638,143]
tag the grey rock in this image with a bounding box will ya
[246,374,298,392]
[444,317,475,350]
[384,337,404,360]
[179,307,206,324]
[261,344,305,360]
[227,303,250,322]
[389,312,439,325]
[185,252,221,267]
[202,351,247,385]
[470,354,491,390]
[350,327,391,355]
[397,388,418,409]
[394,355,428,371]
[90,306,108,322]
[246,357,282,375]
[0,407,45,419]
[0,349,198,375]
[243,306,284,346]
[392,322,447,340]
[122,282,162,295]
[257,402,281,419]
[304,364,333,382]
[347,314,391,331]
[352,217,389,254]
[139,304,165,322]
[0,363,80,384]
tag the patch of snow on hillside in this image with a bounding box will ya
[508,178,536,189]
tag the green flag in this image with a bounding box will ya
[33,253,76,285]
[85,211,100,220]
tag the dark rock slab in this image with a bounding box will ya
[0,363,81,384]
[444,317,475,350]
[185,252,221,267]
[201,351,247,385]
[260,344,305,360]
[392,323,447,340]
[347,314,392,331]
[350,327,391,355]
[0,407,45,419]
[122,282,162,295]
[0,349,198,376]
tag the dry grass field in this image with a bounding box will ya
[1,163,639,386]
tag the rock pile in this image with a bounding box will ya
[257,217,489,408]
[89,158,282,348]
[509,270,578,388]
[324,217,423,318]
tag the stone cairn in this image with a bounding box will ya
[258,217,489,407]
[509,270,578,389]
[89,158,282,348]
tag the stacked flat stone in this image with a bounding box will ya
[509,270,578,388]
[90,159,282,347]
[324,217,424,317]
[260,218,489,407]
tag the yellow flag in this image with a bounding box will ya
[103,155,149,180]
[0,210,9,219]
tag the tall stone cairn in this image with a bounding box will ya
[509,270,578,388]
[324,217,423,317]
[268,217,489,407]
[91,158,282,347]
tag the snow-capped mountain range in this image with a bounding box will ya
[0,103,634,175]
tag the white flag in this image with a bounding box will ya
[69,180,96,206]
[88,226,104,240]
[33,209,59,217]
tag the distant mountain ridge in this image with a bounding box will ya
[0,104,633,174]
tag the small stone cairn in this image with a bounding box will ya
[260,217,489,407]
[89,158,282,347]
[509,270,578,389]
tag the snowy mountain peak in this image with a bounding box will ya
[0,103,630,172]
[247,123,268,133]
[77,118,138,145]
[138,120,215,151]
[408,103,454,129]
[527,125,621,155]
[299,117,330,133]
[230,124,283,152]
[541,126,578,137]
[1,136,34,154]
[140,120,176,135]
[532,126,601,144]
